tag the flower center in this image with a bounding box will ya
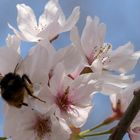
[56,87,72,112]
[33,115,52,139]
[86,44,111,65]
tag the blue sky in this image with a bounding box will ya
[0,0,140,139]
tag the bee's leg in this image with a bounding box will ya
[50,34,59,42]
[22,74,32,84]
[22,102,28,106]
[22,74,46,103]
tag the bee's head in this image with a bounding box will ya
[0,73,23,90]
[0,73,25,108]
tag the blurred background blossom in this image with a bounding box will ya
[0,0,140,139]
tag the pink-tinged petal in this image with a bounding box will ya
[100,72,134,88]
[70,26,81,47]
[45,0,66,26]
[62,7,80,32]
[68,105,92,127]
[39,0,59,28]
[4,107,21,138]
[81,16,106,57]
[6,106,70,140]
[69,74,101,107]
[38,19,61,41]
[8,23,41,42]
[71,85,96,107]
[16,4,38,35]
[23,42,50,83]
[6,34,20,54]
[58,45,84,75]
[44,0,63,25]
[51,115,71,140]
[115,42,134,54]
[120,81,140,112]
[13,130,35,140]
[110,81,140,114]
[101,83,122,95]
[0,47,21,75]
[129,127,140,140]
[71,73,99,89]
[110,93,122,111]
[32,85,54,114]
[49,63,65,96]
[104,42,139,73]
[91,59,103,74]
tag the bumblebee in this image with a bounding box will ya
[0,64,46,108]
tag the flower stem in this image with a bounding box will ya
[79,116,115,136]
[80,128,113,138]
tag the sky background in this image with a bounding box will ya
[0,0,140,140]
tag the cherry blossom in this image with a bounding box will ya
[9,0,80,42]
[4,106,71,140]
[33,63,101,128]
[1,0,140,139]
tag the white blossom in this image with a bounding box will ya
[9,0,80,42]
[4,106,71,140]
[32,63,101,128]
[70,16,136,95]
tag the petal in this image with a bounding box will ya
[105,42,139,73]
[0,47,21,75]
[23,41,50,83]
[121,81,140,112]
[100,72,134,88]
[56,45,84,74]
[17,4,37,33]
[4,107,21,138]
[45,0,66,26]
[70,26,81,47]
[61,7,80,32]
[32,85,54,114]
[91,59,103,75]
[49,63,65,95]
[110,94,121,110]
[38,19,61,41]
[39,0,60,30]
[71,73,99,88]
[16,4,39,41]
[101,83,122,95]
[6,34,21,54]
[68,105,92,127]
[8,23,41,42]
[51,114,71,140]
[81,16,106,57]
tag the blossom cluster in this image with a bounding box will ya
[0,0,140,140]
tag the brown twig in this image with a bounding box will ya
[109,88,140,140]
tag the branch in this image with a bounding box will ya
[109,88,140,140]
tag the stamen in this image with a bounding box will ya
[33,115,52,139]
[56,87,72,112]
[93,43,111,61]
[86,43,112,65]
